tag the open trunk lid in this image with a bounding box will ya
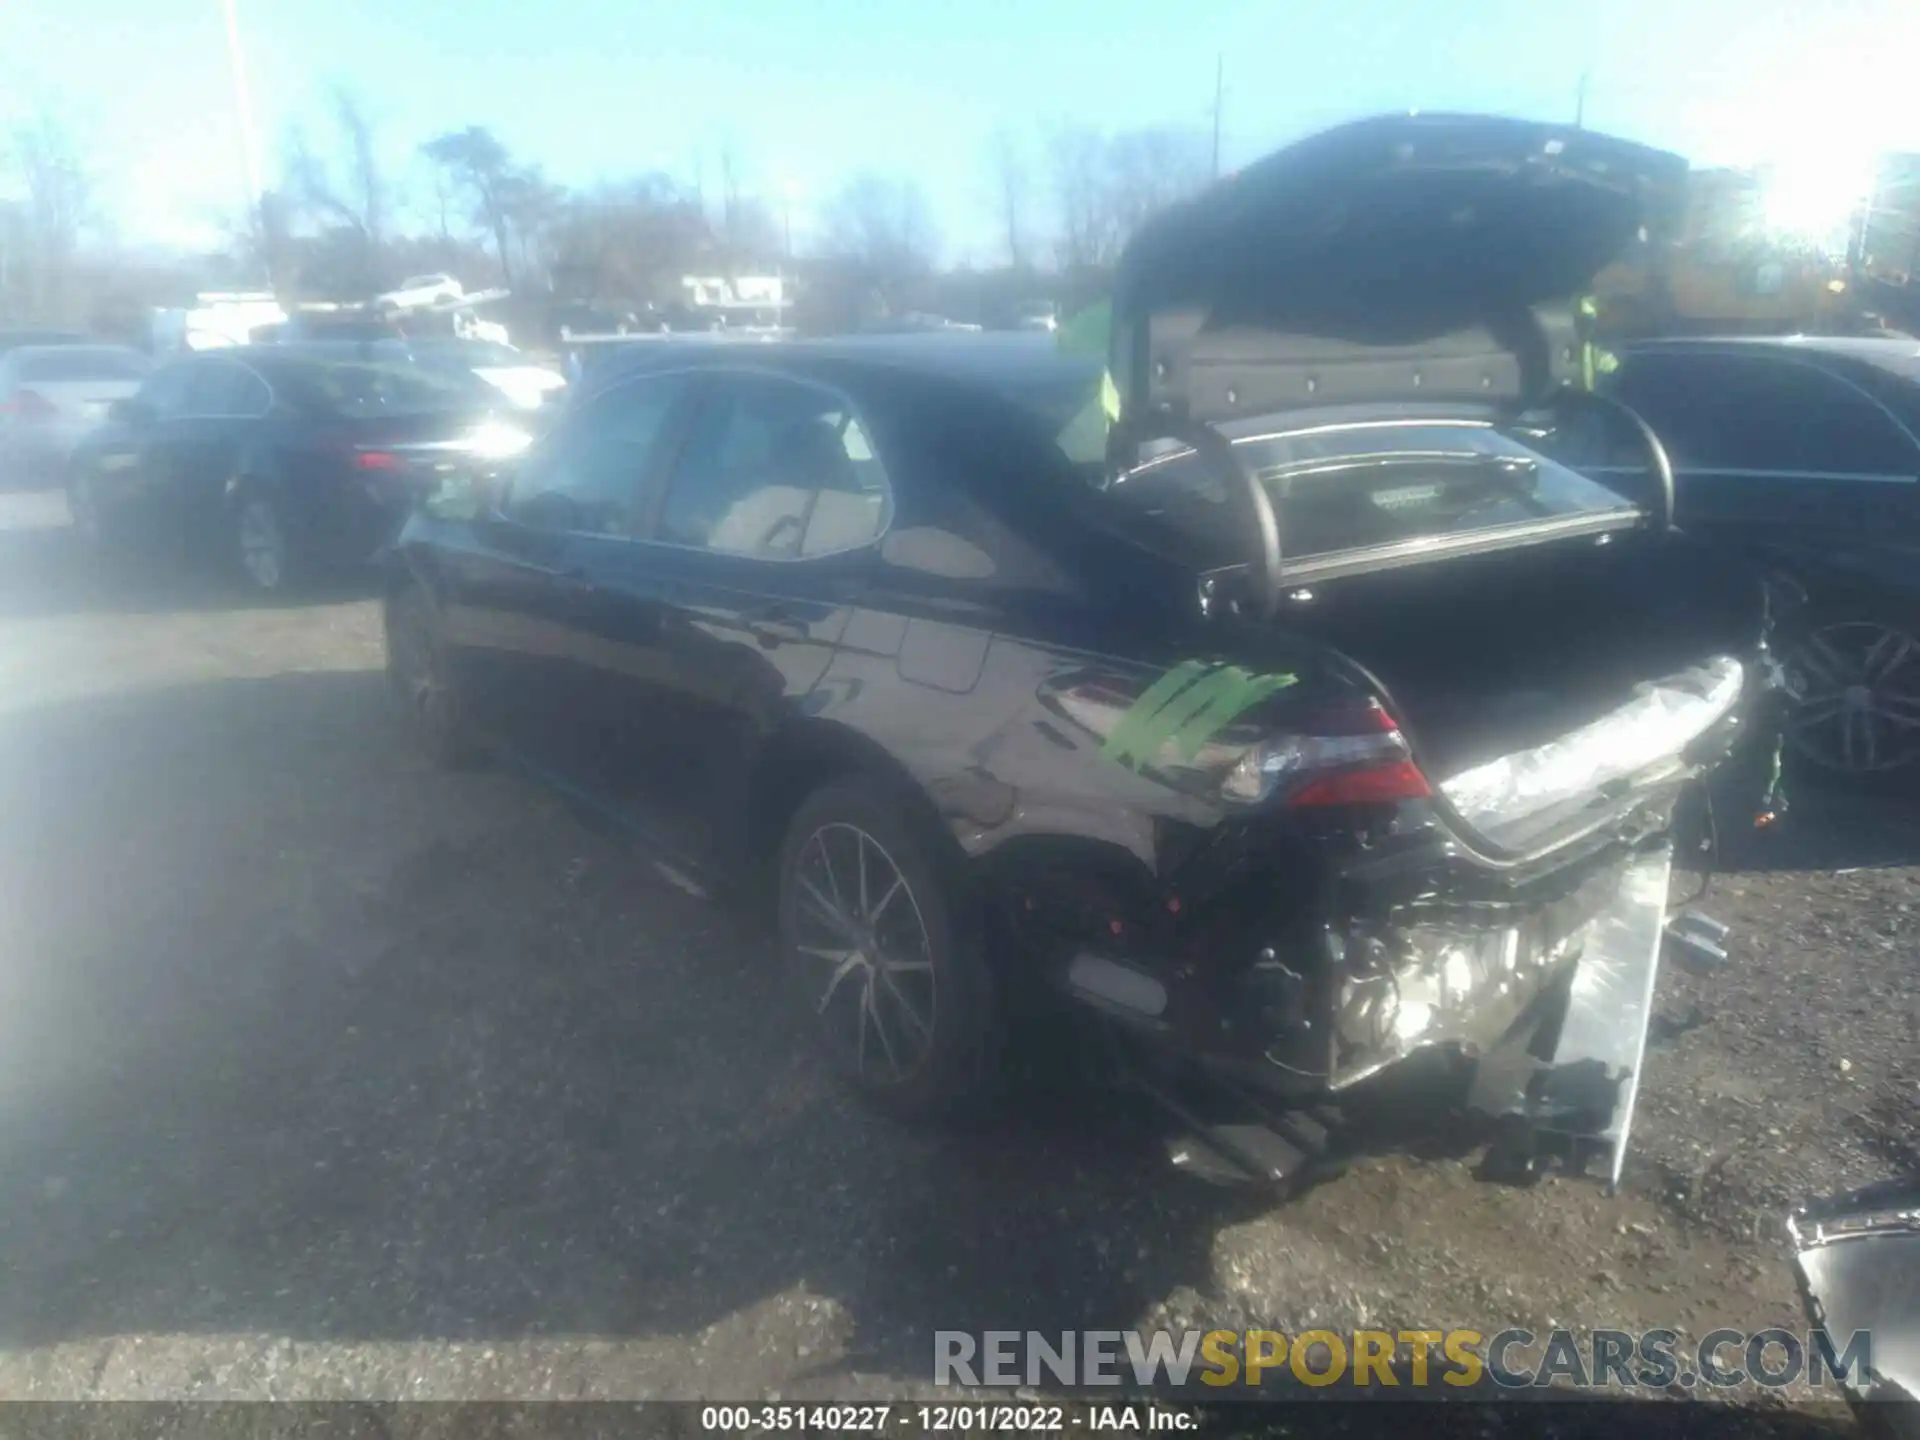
[1087,114,1757,858]
[1110,113,1689,426]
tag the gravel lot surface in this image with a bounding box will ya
[0,491,1909,1434]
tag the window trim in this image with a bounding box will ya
[634,365,896,564]
[499,367,699,540]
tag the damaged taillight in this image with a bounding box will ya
[1221,698,1432,807]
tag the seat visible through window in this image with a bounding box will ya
[660,377,889,558]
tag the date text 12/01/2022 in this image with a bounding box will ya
[699,1406,1194,1432]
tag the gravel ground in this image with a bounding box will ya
[0,491,1909,1433]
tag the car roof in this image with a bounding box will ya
[591,331,1102,396]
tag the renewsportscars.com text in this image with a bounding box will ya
[935,1327,1871,1392]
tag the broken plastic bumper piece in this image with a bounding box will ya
[1467,841,1707,1190]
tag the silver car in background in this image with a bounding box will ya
[0,344,153,491]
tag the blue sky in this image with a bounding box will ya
[2,0,1913,261]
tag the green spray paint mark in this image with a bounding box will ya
[1101,660,1210,768]
[1170,668,1298,758]
[1101,662,1298,771]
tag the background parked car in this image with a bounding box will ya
[374,273,463,313]
[451,308,510,346]
[66,347,520,592]
[1584,335,1920,779]
[0,327,89,357]
[551,302,640,340]
[0,344,152,491]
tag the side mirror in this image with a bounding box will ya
[107,397,152,426]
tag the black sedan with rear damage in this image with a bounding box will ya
[65,346,524,593]
[384,114,1781,1192]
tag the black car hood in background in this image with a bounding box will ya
[1112,113,1689,422]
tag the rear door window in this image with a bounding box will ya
[656,374,889,559]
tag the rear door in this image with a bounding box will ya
[163,359,276,543]
[574,370,879,851]
[77,360,198,523]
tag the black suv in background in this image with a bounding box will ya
[1590,336,1920,778]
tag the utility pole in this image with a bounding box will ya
[218,0,269,285]
[218,0,265,209]
[1210,55,1225,178]
[1574,70,1589,129]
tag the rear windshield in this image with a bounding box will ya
[277,359,487,418]
[1109,422,1639,561]
[15,347,151,381]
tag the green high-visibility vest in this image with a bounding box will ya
[1575,296,1618,390]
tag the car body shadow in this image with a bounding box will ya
[0,668,1275,1382]
[0,669,1882,1424]
[1710,783,1920,875]
[0,509,380,621]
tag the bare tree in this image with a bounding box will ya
[1048,123,1210,273]
[718,139,743,259]
[549,174,710,301]
[822,173,939,279]
[495,165,569,288]
[284,87,389,244]
[6,112,96,317]
[1047,125,1115,272]
[985,127,1030,269]
[421,126,522,284]
[1103,127,1210,243]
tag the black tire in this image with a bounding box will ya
[775,777,997,1120]
[230,488,303,594]
[385,586,485,768]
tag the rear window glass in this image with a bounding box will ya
[16,348,151,381]
[1109,422,1639,560]
[278,360,486,417]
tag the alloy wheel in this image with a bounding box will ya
[789,821,938,1084]
[237,498,286,590]
[1780,620,1920,773]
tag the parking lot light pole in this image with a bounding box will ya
[218,0,268,280]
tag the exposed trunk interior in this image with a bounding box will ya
[1263,530,1758,782]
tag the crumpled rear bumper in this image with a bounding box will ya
[1463,841,1676,1188]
